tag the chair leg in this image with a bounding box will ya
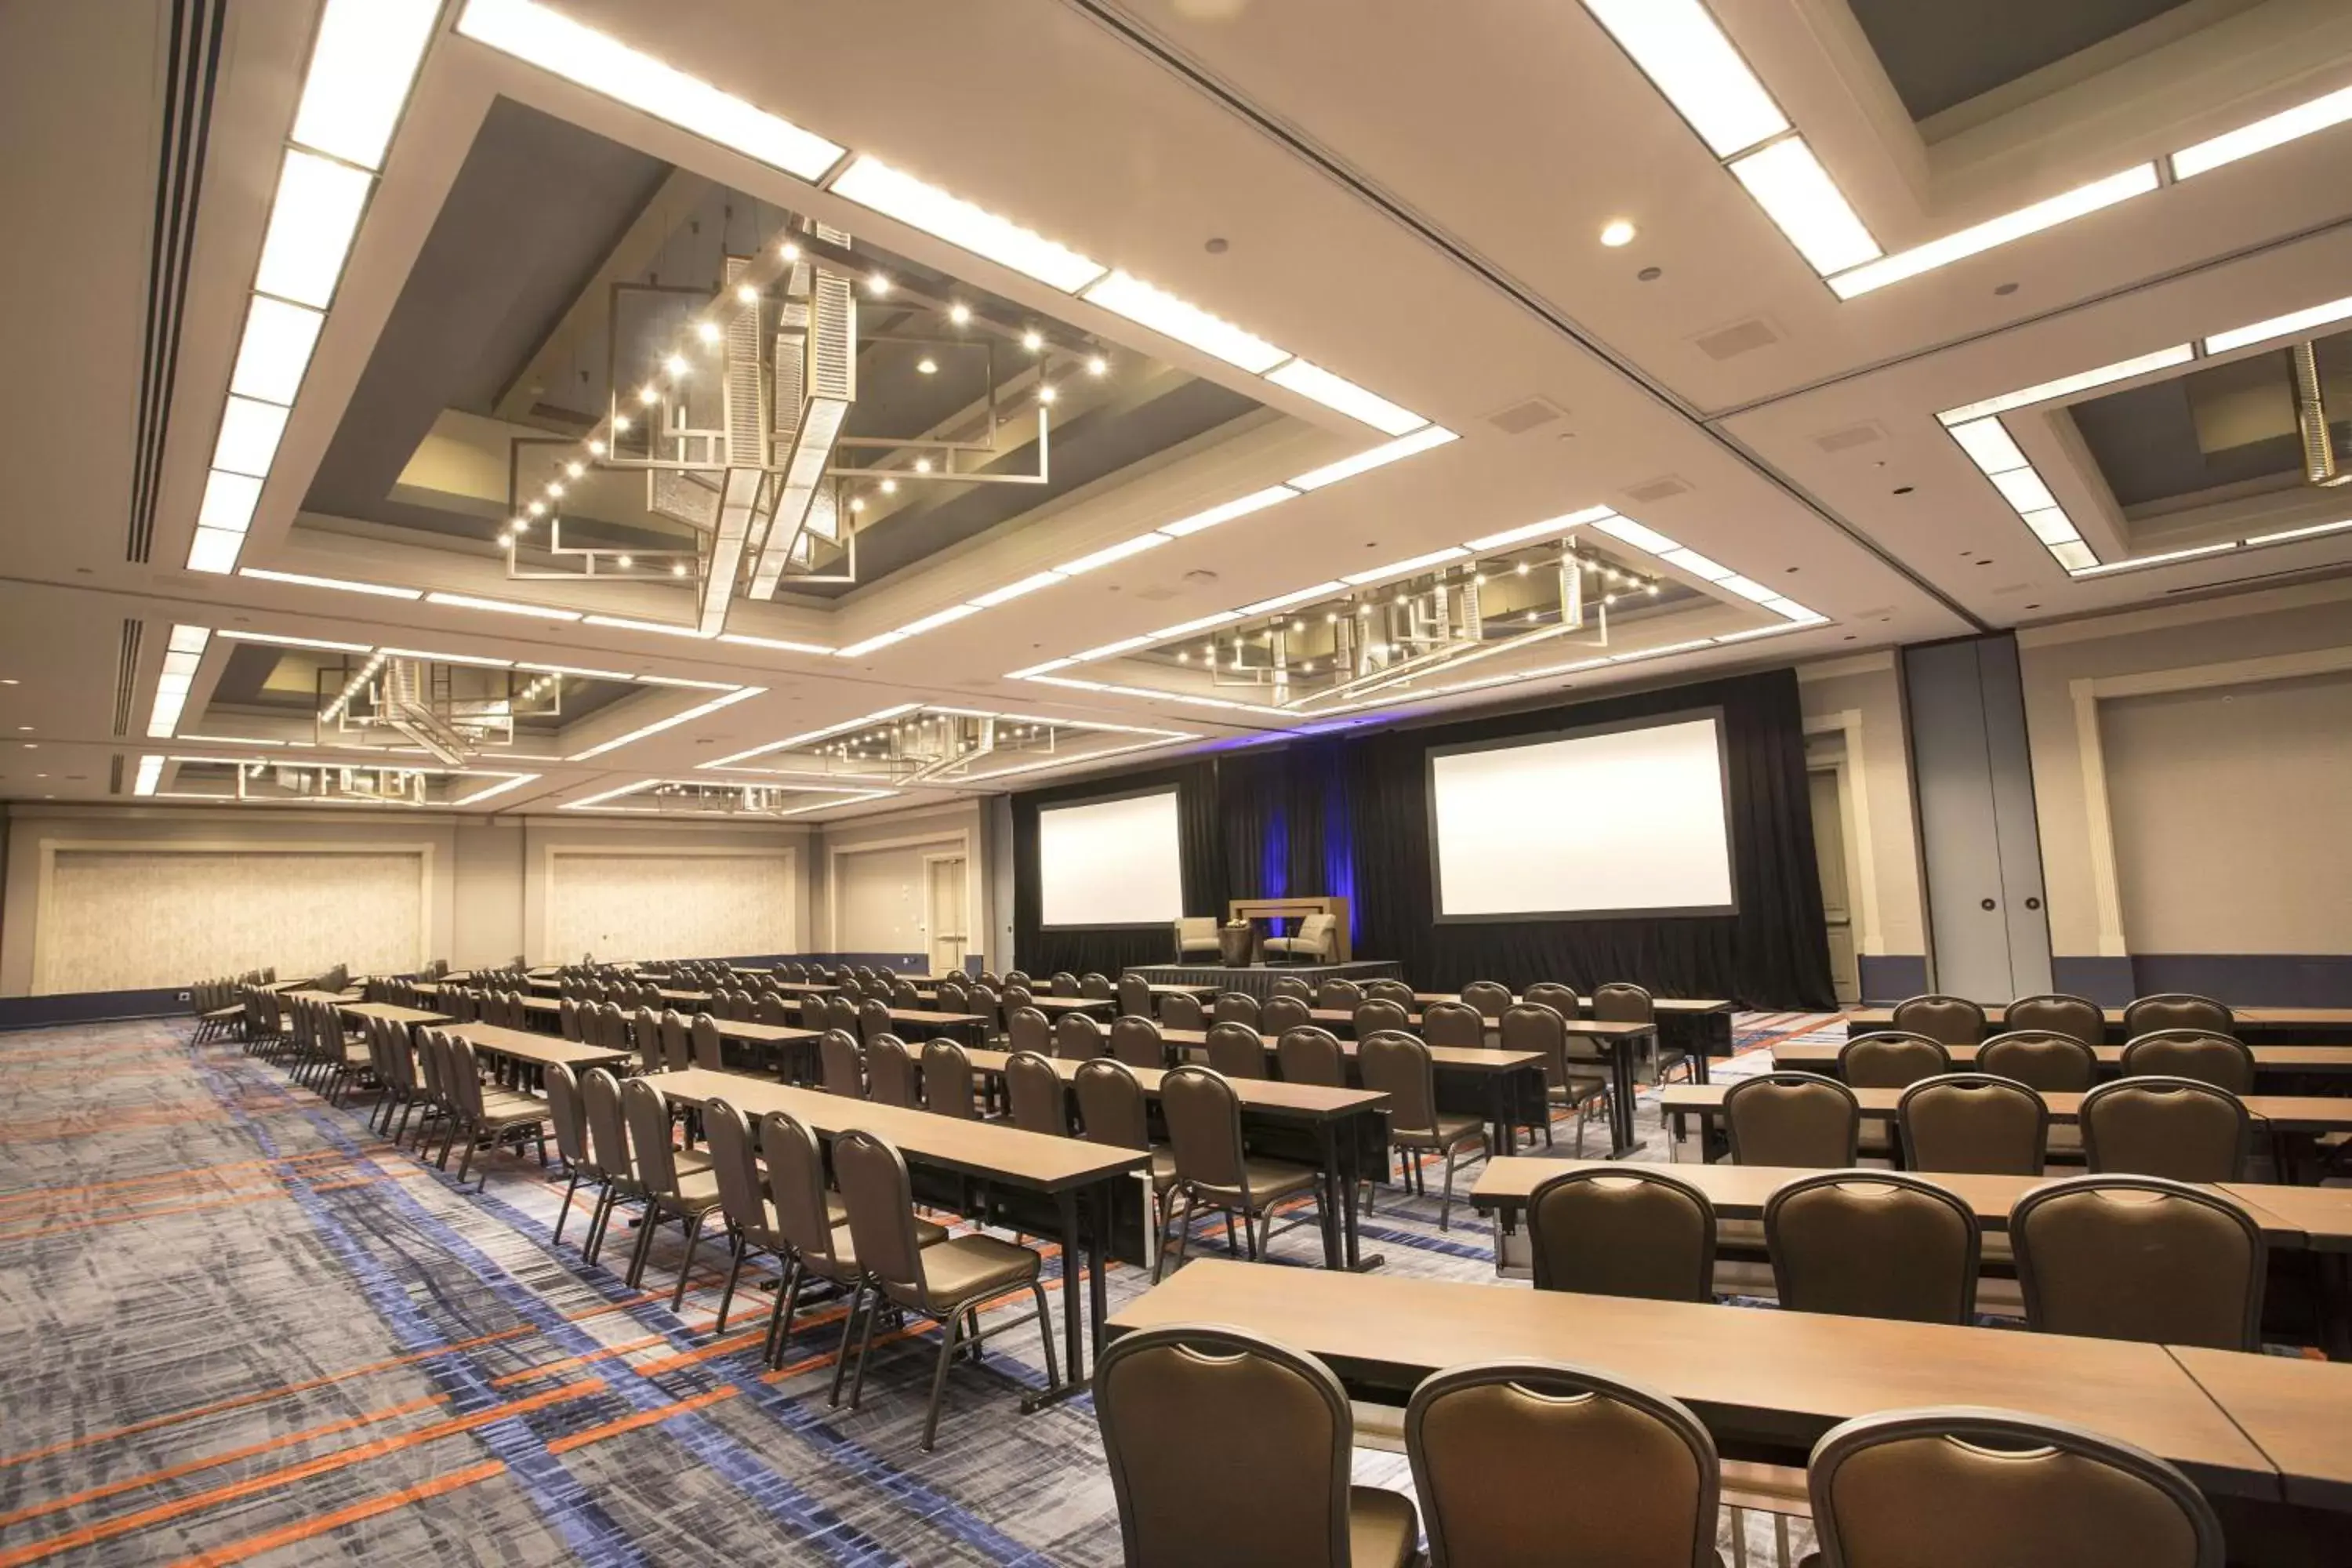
[1030,1279,1062,1389]
[670,1210,709,1311]
[715,1229,747,1331]
[583,1189,615,1264]
[456,1129,477,1185]
[553,1171,582,1245]
[1156,1191,1196,1283]
[1222,1210,1239,1256]
[828,1284,866,1404]
[844,1287,884,1410]
[626,1207,661,1288]
[766,1258,804,1369]
[920,1307,964,1452]
[1439,1148,1459,1232]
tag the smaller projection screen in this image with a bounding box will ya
[1428,711,1737,920]
[1038,786,1185,928]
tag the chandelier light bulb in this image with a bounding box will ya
[1022,328,1044,351]
[914,456,933,473]
[587,440,606,456]
[850,497,866,513]
[612,415,631,433]
[663,354,688,377]
[546,481,564,498]
[1087,355,1108,376]
[1038,383,1058,404]
[638,385,659,405]
[916,357,937,375]
[880,478,898,494]
[565,461,585,478]
[735,284,758,304]
[779,241,800,261]
[527,501,546,517]
[695,321,720,344]
[867,272,891,296]
[672,562,688,577]
[949,302,971,325]
[616,555,633,568]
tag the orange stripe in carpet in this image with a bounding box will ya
[0,1189,296,1243]
[0,1381,603,1568]
[0,1395,451,1529]
[0,1325,540,1472]
[0,1149,364,1211]
[546,1385,738,1453]
[162,1458,507,1568]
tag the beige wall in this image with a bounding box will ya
[2017,581,2352,960]
[812,800,989,965]
[1797,653,1926,959]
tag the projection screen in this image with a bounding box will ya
[1038,786,1185,928]
[1428,711,1737,920]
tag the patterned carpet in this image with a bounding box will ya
[0,1013,1842,1566]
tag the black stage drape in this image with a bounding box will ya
[1009,669,1834,1008]
[1011,759,1225,976]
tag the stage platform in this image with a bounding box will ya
[1125,960,1403,1000]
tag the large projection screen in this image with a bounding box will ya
[1428,711,1737,920]
[1039,786,1185,928]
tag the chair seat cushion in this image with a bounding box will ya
[1150,1147,1178,1193]
[829,1214,949,1276]
[918,1232,1042,1304]
[1348,1486,1419,1568]
[1397,1112,1486,1150]
[1190,1156,1321,1210]
[480,1092,544,1119]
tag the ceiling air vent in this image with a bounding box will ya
[1483,396,1567,436]
[1814,421,1887,455]
[1692,318,1782,361]
[1624,476,1690,505]
[112,619,143,737]
[110,755,125,796]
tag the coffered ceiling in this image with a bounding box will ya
[4,0,2350,819]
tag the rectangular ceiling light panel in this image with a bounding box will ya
[457,0,844,179]
[1828,165,2159,299]
[1264,360,1428,436]
[1580,0,1788,158]
[291,0,439,167]
[1080,271,1289,372]
[212,397,290,477]
[968,572,1069,608]
[254,150,372,309]
[1160,487,1299,539]
[1728,137,1881,274]
[241,568,422,599]
[2172,81,2352,180]
[1289,425,1459,490]
[1937,344,2194,425]
[228,296,325,406]
[2203,292,2352,356]
[829,156,1105,292]
[1054,533,1171,576]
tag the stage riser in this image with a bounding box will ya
[1125,960,1403,1001]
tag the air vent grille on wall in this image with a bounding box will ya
[1692,318,1781,361]
[1483,396,1567,435]
[1624,476,1691,504]
[127,0,227,564]
[112,620,144,737]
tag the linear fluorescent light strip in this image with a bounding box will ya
[568,686,764,761]
[1938,346,2195,426]
[186,0,434,575]
[133,756,166,796]
[2202,292,2352,357]
[1828,165,2158,299]
[448,773,540,807]
[1729,137,1880,274]
[2172,81,2352,180]
[425,591,581,620]
[1580,0,1787,158]
[718,632,835,655]
[701,702,920,768]
[147,624,209,738]
[239,567,422,599]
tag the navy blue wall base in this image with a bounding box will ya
[0,987,192,1032]
[2049,956,2138,1008]
[1857,955,1928,1004]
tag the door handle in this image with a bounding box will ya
[1980,898,1997,911]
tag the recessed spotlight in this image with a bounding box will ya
[948,302,971,325]
[565,461,585,479]
[1022,329,1044,352]
[1,679,16,685]
[21,743,34,750]
[1087,355,1108,376]
[880,478,898,495]
[779,241,801,261]
[14,726,28,732]
[1599,219,1637,247]
[638,386,659,405]
[1515,562,1530,575]
[867,271,891,296]
[671,562,688,577]
[1038,384,1058,404]
[616,555,633,568]
[663,354,688,377]
[735,284,758,304]
[695,321,720,344]
[916,357,938,375]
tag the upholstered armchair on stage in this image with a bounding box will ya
[1263,912,1338,965]
[1174,916,1221,963]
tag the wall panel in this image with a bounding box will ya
[544,851,795,963]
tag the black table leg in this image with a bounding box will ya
[1339,1113,1383,1272]
[1487,1073,1517,1157]
[1606,1039,1641,1158]
[1087,1178,1111,1362]
[1022,1187,1088,1413]
[1315,1122,1345,1269]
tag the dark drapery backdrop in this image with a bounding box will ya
[1010,669,1835,1008]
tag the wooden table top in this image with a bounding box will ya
[652,1068,1148,1192]
[1305,1007,1653,1040]
[1022,996,1118,1014]
[1774,1040,2352,1073]
[446,1022,631,1070]
[337,1002,452,1025]
[709,1017,821,1045]
[1659,1082,2352,1132]
[281,989,362,1004]
[1469,1159,2303,1241]
[1412,993,1732,1014]
[861,1006,990,1029]
[964,1047,1390,1121]
[1848,1004,2352,1031]
[1108,1260,2278,1499]
[2219,1183,2352,1251]
[1157,1029,1543,1076]
[2168,1346,2352,1511]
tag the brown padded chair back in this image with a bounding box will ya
[691,1013,726,1071]
[1421,1000,1486,1049]
[1007,1006,1052,1058]
[1523,982,1580,1018]
[1004,1050,1067,1137]
[921,1038,977,1118]
[1074,1056,1151,1151]
[1898,1073,2048,1174]
[1500,1004,1572,1093]
[1365,978,1417,1007]
[701,1098,769,1240]
[2080,1076,2250,1182]
[560,996,583,1042]
[1352,999,1409,1037]
[2013,1176,2264,1351]
[865,1033,920,1109]
[581,1068,633,1189]
[1527,1168,1715,1302]
[545,1061,588,1167]
[1838,1030,1951,1088]
[1109,1015,1167,1070]
[1724,1072,1860,1167]
[833,1129,931,1308]
[1408,1360,1719,1568]
[1159,1065,1250,1192]
[1159,992,1204,1032]
[823,995,859,1036]
[1276,1026,1347,1087]
[1808,1407,2226,1568]
[1117,973,1153,1017]
[1054,1011,1105,1062]
[1976,1029,2096,1091]
[2120,1029,2254,1094]
[818,1029,864,1098]
[756,991,792,1027]
[1889,993,1988,1046]
[1592,982,1654,1024]
[758,1109,844,1269]
[891,979,921,1010]
[1315,978,1364,1009]
[1213,992,1261,1028]
[1094,1324,1375,1568]
[1459,981,1513,1021]
[1358,1030,1439,1138]
[1260,995,1312,1034]
[857,998,894,1045]
[1269,975,1312,1002]
[619,1076,680,1196]
[1003,970,1031,989]
[655,1010,689,1072]
[1203,1021,1267,1080]
[1080,971,1115,1000]
[1050,971,1080,997]
[1766,1172,1980,1324]
[2123,993,2232,1037]
[1001,984,1036,1013]
[2004,993,2104,1046]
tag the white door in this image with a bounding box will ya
[1809,768,1860,1006]
[924,855,968,975]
